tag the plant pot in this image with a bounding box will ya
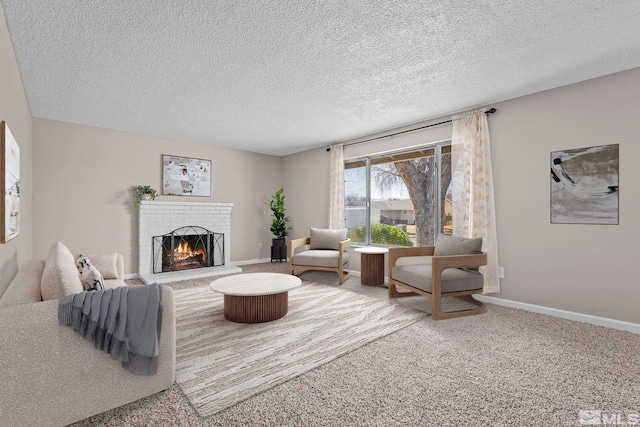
[271,238,287,262]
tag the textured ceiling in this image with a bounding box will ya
[2,1,640,156]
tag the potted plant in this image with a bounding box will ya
[269,188,291,262]
[133,185,158,205]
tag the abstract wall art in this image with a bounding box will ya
[1,121,20,242]
[550,144,619,224]
[162,155,211,197]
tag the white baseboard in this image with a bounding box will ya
[474,295,640,335]
[345,269,361,277]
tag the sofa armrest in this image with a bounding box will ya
[0,286,176,427]
[116,253,124,279]
[0,260,45,307]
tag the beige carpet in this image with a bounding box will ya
[70,264,640,426]
[174,281,427,416]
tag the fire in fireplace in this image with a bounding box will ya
[171,239,206,270]
[152,226,224,274]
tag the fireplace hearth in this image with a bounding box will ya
[153,226,224,274]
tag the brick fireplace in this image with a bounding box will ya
[138,201,241,283]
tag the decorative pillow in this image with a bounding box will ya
[309,227,348,251]
[76,254,105,291]
[40,242,84,301]
[84,253,119,279]
[433,233,482,256]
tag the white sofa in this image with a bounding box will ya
[0,242,176,427]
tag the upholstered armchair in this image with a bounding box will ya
[388,234,487,320]
[289,227,351,285]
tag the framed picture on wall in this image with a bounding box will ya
[162,154,211,197]
[1,121,20,243]
[550,144,619,224]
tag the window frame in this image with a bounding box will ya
[344,140,452,247]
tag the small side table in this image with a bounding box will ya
[355,247,388,286]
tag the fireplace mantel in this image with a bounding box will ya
[138,201,241,283]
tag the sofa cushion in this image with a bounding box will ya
[293,250,349,268]
[84,253,119,279]
[309,227,347,250]
[392,264,483,294]
[104,279,127,289]
[433,233,482,256]
[41,242,84,301]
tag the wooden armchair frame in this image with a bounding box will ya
[289,237,351,285]
[388,246,487,320]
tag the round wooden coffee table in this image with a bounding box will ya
[209,273,302,323]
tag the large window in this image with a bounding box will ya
[344,142,452,247]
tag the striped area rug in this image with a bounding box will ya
[174,281,427,416]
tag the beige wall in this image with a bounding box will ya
[283,67,640,324]
[282,146,331,240]
[0,2,33,297]
[488,67,639,323]
[32,119,283,272]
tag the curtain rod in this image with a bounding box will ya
[327,108,496,151]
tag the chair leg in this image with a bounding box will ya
[431,292,444,320]
[388,281,419,298]
[338,270,350,285]
[388,282,399,298]
[432,296,487,320]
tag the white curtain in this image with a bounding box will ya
[328,143,345,229]
[451,110,500,294]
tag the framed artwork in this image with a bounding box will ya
[162,155,211,197]
[550,144,619,224]
[1,121,20,243]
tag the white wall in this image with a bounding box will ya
[0,2,33,297]
[283,67,640,324]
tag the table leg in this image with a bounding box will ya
[361,253,385,286]
[223,292,289,323]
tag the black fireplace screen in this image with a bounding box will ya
[152,226,224,273]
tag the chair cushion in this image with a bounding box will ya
[434,234,482,271]
[433,234,482,256]
[391,264,483,294]
[309,227,347,250]
[293,250,349,268]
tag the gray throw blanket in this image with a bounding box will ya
[58,283,163,376]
